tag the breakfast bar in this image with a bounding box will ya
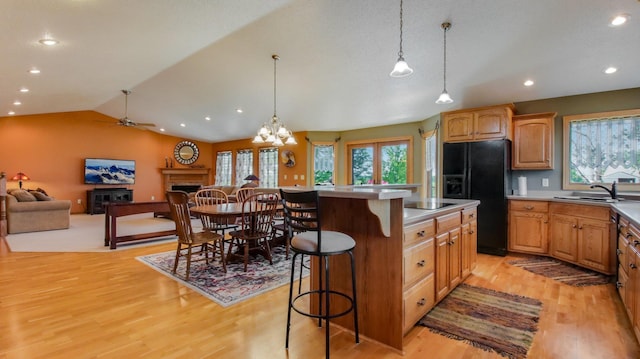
[286,186,479,352]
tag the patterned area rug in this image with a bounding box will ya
[508,257,612,286]
[418,284,542,359]
[136,245,308,307]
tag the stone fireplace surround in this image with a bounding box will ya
[161,168,210,194]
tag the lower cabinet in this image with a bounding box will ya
[617,214,640,343]
[509,200,549,254]
[435,211,462,302]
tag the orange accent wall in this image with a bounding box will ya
[210,132,308,187]
[0,111,213,214]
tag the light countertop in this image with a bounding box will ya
[280,185,412,200]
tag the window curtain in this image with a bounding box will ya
[235,149,254,185]
[215,151,232,185]
[259,147,278,188]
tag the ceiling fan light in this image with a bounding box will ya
[390,59,414,77]
[436,90,453,104]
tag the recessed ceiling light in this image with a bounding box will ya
[13,100,22,105]
[524,80,534,87]
[19,88,29,93]
[604,67,618,74]
[29,68,41,74]
[8,111,15,115]
[236,108,243,113]
[205,116,211,121]
[39,38,59,46]
[180,123,186,127]
[160,128,165,132]
[610,14,630,27]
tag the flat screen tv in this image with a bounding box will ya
[84,158,135,185]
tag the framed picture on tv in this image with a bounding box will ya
[84,158,135,185]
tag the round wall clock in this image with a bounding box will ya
[281,150,296,167]
[174,140,199,165]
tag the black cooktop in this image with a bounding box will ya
[404,201,455,210]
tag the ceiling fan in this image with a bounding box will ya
[115,89,155,129]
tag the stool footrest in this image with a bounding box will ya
[291,289,355,320]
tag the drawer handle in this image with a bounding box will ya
[417,298,426,306]
[616,281,623,289]
[578,226,583,230]
[626,233,633,239]
[417,230,425,237]
[634,240,640,247]
[524,205,534,210]
[417,259,426,267]
[631,263,637,270]
[572,224,577,228]
[617,248,623,255]
[449,240,455,245]
[469,230,474,234]
[469,213,475,218]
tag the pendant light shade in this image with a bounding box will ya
[390,0,413,77]
[436,22,453,104]
[252,54,296,146]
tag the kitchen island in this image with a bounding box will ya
[283,186,479,352]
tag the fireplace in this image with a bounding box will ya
[161,168,211,193]
[171,185,202,193]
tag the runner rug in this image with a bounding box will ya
[418,284,542,359]
[136,246,308,307]
[508,257,612,287]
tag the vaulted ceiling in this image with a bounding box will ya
[2,0,639,143]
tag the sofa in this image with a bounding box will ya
[6,189,72,234]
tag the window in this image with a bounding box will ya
[347,137,412,185]
[215,151,232,185]
[235,149,254,185]
[259,147,278,188]
[312,142,336,185]
[423,129,438,197]
[563,109,640,191]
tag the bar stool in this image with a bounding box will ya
[280,189,359,359]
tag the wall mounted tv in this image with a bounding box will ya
[84,158,135,185]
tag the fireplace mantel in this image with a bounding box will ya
[161,168,211,193]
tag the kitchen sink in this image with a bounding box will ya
[553,195,620,203]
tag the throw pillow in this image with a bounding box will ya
[30,191,53,201]
[12,189,37,202]
[36,187,49,196]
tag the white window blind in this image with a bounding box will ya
[235,149,254,185]
[215,151,232,185]
[259,147,278,188]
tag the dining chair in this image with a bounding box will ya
[166,190,226,280]
[280,189,359,359]
[194,188,238,237]
[234,187,255,203]
[227,193,279,272]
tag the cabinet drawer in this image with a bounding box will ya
[510,200,548,212]
[436,212,461,233]
[404,219,435,247]
[462,207,477,223]
[403,274,435,334]
[550,203,608,221]
[404,239,435,287]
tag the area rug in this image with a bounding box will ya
[136,245,309,307]
[508,257,612,287]
[418,284,542,359]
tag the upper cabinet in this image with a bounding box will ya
[442,104,514,143]
[512,112,556,170]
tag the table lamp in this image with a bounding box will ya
[244,174,260,182]
[11,172,30,189]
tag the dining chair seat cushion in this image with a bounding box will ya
[291,231,355,254]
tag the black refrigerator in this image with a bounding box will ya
[443,139,512,256]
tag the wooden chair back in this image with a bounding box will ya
[235,187,255,203]
[194,189,233,231]
[166,190,195,244]
[238,193,279,236]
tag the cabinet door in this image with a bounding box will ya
[443,112,474,142]
[435,232,450,302]
[468,219,477,272]
[618,264,632,319]
[448,228,462,290]
[474,108,509,140]
[577,218,612,273]
[632,250,640,341]
[512,113,555,169]
[509,211,548,254]
[550,214,578,262]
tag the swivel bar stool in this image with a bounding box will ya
[280,189,359,359]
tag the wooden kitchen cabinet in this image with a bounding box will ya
[509,200,549,254]
[435,211,462,302]
[512,112,556,170]
[549,203,614,274]
[461,207,477,277]
[442,104,514,143]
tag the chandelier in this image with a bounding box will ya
[252,54,297,146]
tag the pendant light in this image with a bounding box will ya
[252,54,296,146]
[436,22,453,104]
[390,0,413,77]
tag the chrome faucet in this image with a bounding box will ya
[590,181,617,199]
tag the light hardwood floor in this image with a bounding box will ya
[1,237,638,359]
